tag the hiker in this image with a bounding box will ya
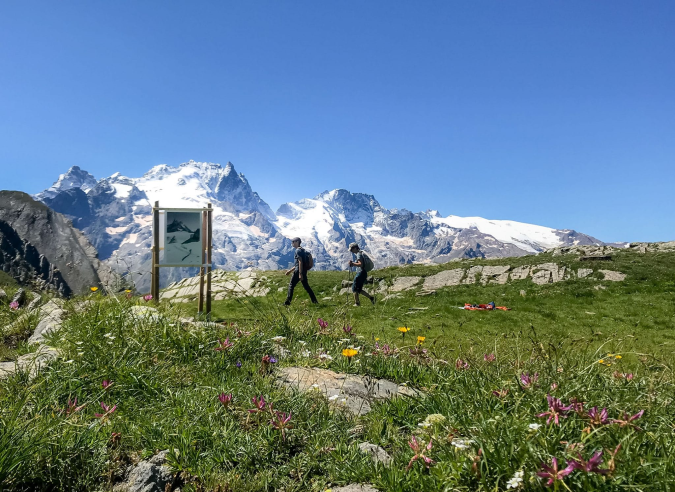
[284,237,318,306]
[348,242,375,306]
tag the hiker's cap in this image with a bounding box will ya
[348,242,359,250]
[291,237,301,244]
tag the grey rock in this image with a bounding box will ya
[389,276,421,292]
[520,290,526,297]
[0,345,60,380]
[114,450,172,492]
[11,288,26,307]
[594,284,607,290]
[28,301,66,345]
[416,290,436,297]
[463,266,483,284]
[422,268,464,290]
[358,442,392,466]
[510,265,530,281]
[277,367,419,415]
[480,265,510,285]
[332,485,378,492]
[577,268,593,279]
[599,270,626,281]
[531,269,552,285]
[26,294,42,312]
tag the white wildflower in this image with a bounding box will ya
[301,350,311,357]
[64,360,74,364]
[528,423,542,431]
[271,336,286,343]
[328,394,339,401]
[418,422,431,429]
[506,470,524,489]
[451,439,474,450]
[298,340,307,346]
[319,354,333,361]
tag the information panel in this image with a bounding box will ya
[164,211,203,265]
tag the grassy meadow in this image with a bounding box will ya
[0,249,674,491]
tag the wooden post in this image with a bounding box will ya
[152,201,160,303]
[198,209,207,314]
[206,202,212,318]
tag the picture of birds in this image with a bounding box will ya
[165,212,203,264]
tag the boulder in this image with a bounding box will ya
[389,276,422,292]
[577,268,593,279]
[277,367,418,415]
[510,266,530,281]
[11,288,26,307]
[358,442,392,466]
[599,270,626,282]
[422,269,464,290]
[480,266,510,285]
[113,450,173,492]
[531,270,552,285]
[462,266,483,284]
[332,486,378,492]
[28,300,66,345]
[0,344,60,380]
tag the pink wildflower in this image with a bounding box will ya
[248,396,269,413]
[537,395,571,425]
[550,382,558,391]
[218,393,233,407]
[270,411,293,440]
[611,409,644,430]
[520,372,539,389]
[61,397,86,415]
[102,380,111,390]
[455,359,469,370]
[625,373,634,381]
[317,318,328,329]
[9,301,19,310]
[568,451,609,475]
[492,389,508,398]
[406,435,434,471]
[143,294,153,302]
[587,406,609,426]
[483,353,496,362]
[214,338,234,351]
[536,457,574,486]
[94,402,117,418]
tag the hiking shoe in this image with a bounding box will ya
[283,301,291,306]
[353,303,360,307]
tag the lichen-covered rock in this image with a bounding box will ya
[422,269,464,290]
[358,442,392,466]
[577,268,593,279]
[462,266,484,284]
[389,276,421,292]
[510,265,530,281]
[113,450,173,492]
[480,266,510,285]
[599,270,626,281]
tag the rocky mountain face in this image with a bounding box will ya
[0,191,119,295]
[33,160,604,292]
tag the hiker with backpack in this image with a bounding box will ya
[284,237,318,306]
[348,242,375,307]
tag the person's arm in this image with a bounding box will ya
[298,252,304,280]
[285,266,295,275]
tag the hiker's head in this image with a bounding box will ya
[348,242,360,253]
[291,237,302,247]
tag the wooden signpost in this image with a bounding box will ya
[150,201,213,317]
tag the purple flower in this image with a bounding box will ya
[406,435,434,471]
[317,318,328,329]
[270,411,293,440]
[567,397,585,416]
[61,397,86,415]
[492,389,508,398]
[536,457,574,486]
[143,294,153,302]
[455,359,469,370]
[587,406,609,426]
[248,396,269,413]
[215,338,234,351]
[236,360,242,368]
[483,353,496,362]
[568,451,609,475]
[95,402,117,418]
[269,357,277,363]
[611,409,644,430]
[537,395,571,425]
[625,373,634,381]
[9,301,19,310]
[102,380,111,390]
[520,372,539,389]
[218,393,233,407]
[342,325,353,335]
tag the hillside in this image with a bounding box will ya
[1,242,674,491]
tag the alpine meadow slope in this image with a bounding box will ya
[34,161,605,292]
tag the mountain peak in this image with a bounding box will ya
[35,165,98,201]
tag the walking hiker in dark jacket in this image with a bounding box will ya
[348,242,375,307]
[284,237,318,306]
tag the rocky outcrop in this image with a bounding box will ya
[0,191,120,294]
[113,451,173,492]
[160,270,270,302]
[277,367,418,415]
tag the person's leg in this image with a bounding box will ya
[300,275,318,304]
[285,271,299,305]
[359,288,375,304]
[353,292,360,306]
[352,270,367,306]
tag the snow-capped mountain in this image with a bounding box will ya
[34,160,603,291]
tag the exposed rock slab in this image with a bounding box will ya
[358,442,392,466]
[510,265,530,281]
[422,268,464,290]
[462,266,483,284]
[0,344,59,379]
[480,265,510,285]
[577,268,593,279]
[28,300,66,344]
[277,367,418,415]
[332,485,378,492]
[599,270,626,281]
[389,276,421,292]
[113,450,173,492]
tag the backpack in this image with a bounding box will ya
[299,248,314,270]
[360,251,374,272]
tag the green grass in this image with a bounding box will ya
[1,250,675,491]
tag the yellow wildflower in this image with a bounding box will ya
[615,355,622,359]
[417,336,426,344]
[398,327,410,333]
[90,287,99,292]
[342,348,358,358]
[598,359,604,364]
[375,338,380,341]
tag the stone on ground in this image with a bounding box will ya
[358,442,392,466]
[28,300,66,344]
[510,265,530,280]
[422,268,464,290]
[332,485,378,492]
[389,276,421,292]
[462,266,483,284]
[277,367,418,415]
[480,265,510,284]
[577,268,593,279]
[599,270,626,281]
[113,450,173,492]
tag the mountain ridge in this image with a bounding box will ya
[32,160,605,292]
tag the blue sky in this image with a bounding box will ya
[0,1,673,242]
